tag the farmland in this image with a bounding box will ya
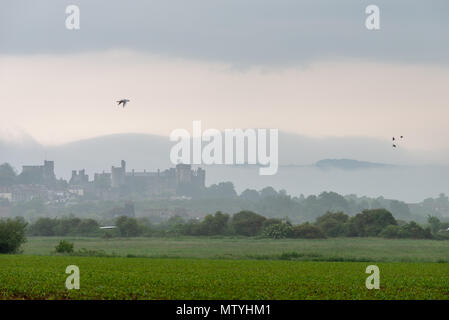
[0,255,448,300]
[22,236,449,262]
[1,237,448,300]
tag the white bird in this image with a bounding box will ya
[99,226,117,229]
[117,99,130,108]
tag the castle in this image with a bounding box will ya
[0,160,206,202]
[22,160,56,183]
[87,160,205,197]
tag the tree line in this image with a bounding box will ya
[0,208,448,254]
[24,209,448,240]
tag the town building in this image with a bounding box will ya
[22,160,56,183]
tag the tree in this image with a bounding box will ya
[292,223,326,239]
[317,192,350,213]
[379,225,400,238]
[435,193,449,214]
[315,211,349,237]
[231,211,266,236]
[55,240,74,253]
[164,215,186,235]
[180,219,202,236]
[427,215,441,234]
[389,200,411,219]
[398,222,432,239]
[260,187,278,198]
[54,218,81,236]
[240,189,260,202]
[29,217,100,236]
[28,217,58,236]
[76,219,99,235]
[116,216,140,237]
[205,182,238,198]
[0,217,27,253]
[346,209,397,237]
[263,218,284,229]
[199,211,230,235]
[263,223,293,239]
[0,163,17,186]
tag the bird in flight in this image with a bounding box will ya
[392,135,404,148]
[117,99,130,108]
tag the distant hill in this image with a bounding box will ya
[1,133,172,178]
[1,132,448,202]
[315,159,390,170]
[1,131,413,178]
[47,133,172,178]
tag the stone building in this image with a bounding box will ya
[0,187,12,202]
[111,160,126,188]
[21,160,56,184]
[69,169,89,185]
[105,160,205,196]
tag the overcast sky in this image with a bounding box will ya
[1,1,448,161]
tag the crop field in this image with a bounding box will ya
[0,255,448,300]
[22,236,449,262]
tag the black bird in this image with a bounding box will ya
[400,136,404,139]
[392,137,395,141]
[117,99,130,108]
[392,144,397,148]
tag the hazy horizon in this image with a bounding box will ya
[1,131,448,203]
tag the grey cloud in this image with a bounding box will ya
[1,0,448,65]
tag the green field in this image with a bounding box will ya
[0,255,448,300]
[1,237,448,300]
[22,236,449,262]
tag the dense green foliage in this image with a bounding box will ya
[186,211,231,235]
[380,222,432,239]
[55,240,74,253]
[116,216,140,237]
[24,208,441,240]
[346,209,397,237]
[231,211,266,236]
[291,222,326,239]
[262,222,293,239]
[315,211,349,236]
[28,217,99,236]
[0,218,27,253]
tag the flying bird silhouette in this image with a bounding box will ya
[117,99,130,108]
[392,135,405,149]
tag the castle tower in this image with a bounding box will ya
[195,168,206,188]
[111,160,126,188]
[43,160,55,180]
[176,164,192,185]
